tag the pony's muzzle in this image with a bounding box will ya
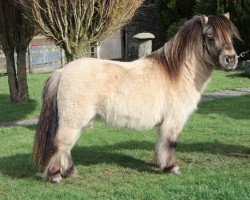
[220,53,238,70]
[225,55,237,64]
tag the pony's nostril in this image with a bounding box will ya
[225,55,236,63]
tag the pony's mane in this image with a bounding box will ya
[146,15,240,79]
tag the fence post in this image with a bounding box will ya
[133,33,155,58]
[61,47,65,67]
[28,44,33,74]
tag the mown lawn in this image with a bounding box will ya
[205,70,250,92]
[0,95,249,199]
[0,73,50,122]
[0,69,249,199]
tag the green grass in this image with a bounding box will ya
[0,70,249,122]
[0,73,51,122]
[205,70,250,92]
[0,95,249,199]
[0,70,249,199]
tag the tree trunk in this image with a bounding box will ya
[64,42,91,63]
[5,51,18,103]
[16,49,29,103]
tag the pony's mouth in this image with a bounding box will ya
[221,63,237,71]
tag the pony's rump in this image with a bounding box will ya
[32,71,61,170]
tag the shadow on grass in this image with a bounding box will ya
[72,142,157,173]
[198,94,250,119]
[0,153,37,179]
[72,140,249,170]
[178,142,250,157]
[0,140,249,179]
[0,94,38,122]
[225,71,248,78]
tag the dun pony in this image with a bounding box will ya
[33,14,240,183]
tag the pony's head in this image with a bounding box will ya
[201,13,240,70]
[147,13,240,80]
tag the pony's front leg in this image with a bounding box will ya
[155,120,184,175]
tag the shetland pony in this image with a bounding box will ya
[33,14,240,182]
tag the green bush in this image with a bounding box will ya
[157,0,250,52]
[166,18,187,39]
[157,0,196,39]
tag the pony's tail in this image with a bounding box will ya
[32,71,61,170]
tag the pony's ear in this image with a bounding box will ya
[224,12,230,19]
[201,15,208,26]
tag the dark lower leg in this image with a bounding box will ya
[43,151,77,183]
[61,153,77,178]
[161,139,178,172]
[155,135,180,174]
[43,152,62,183]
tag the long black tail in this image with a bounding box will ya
[33,71,61,170]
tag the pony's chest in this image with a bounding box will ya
[177,89,201,116]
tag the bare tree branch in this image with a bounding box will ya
[19,0,144,61]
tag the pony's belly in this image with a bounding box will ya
[105,115,160,130]
[98,107,162,130]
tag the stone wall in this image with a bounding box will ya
[123,3,166,61]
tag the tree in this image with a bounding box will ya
[0,0,35,103]
[20,0,144,62]
[157,0,197,39]
[157,0,250,51]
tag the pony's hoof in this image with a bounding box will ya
[65,166,78,178]
[160,165,181,175]
[44,172,62,183]
[171,166,181,175]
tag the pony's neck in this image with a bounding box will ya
[181,52,214,93]
[146,37,214,93]
[161,33,214,93]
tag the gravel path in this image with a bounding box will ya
[202,87,250,101]
[0,118,38,127]
[1,88,250,127]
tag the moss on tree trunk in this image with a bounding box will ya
[64,42,91,63]
[16,49,29,103]
[5,51,18,103]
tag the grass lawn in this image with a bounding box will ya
[0,69,249,199]
[0,73,50,122]
[0,70,249,122]
[0,94,249,199]
[205,70,250,92]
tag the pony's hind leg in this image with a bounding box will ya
[43,126,82,183]
[155,118,185,175]
[43,107,96,183]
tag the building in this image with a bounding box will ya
[97,0,166,61]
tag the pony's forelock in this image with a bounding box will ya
[208,15,241,46]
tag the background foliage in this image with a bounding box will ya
[157,0,250,52]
